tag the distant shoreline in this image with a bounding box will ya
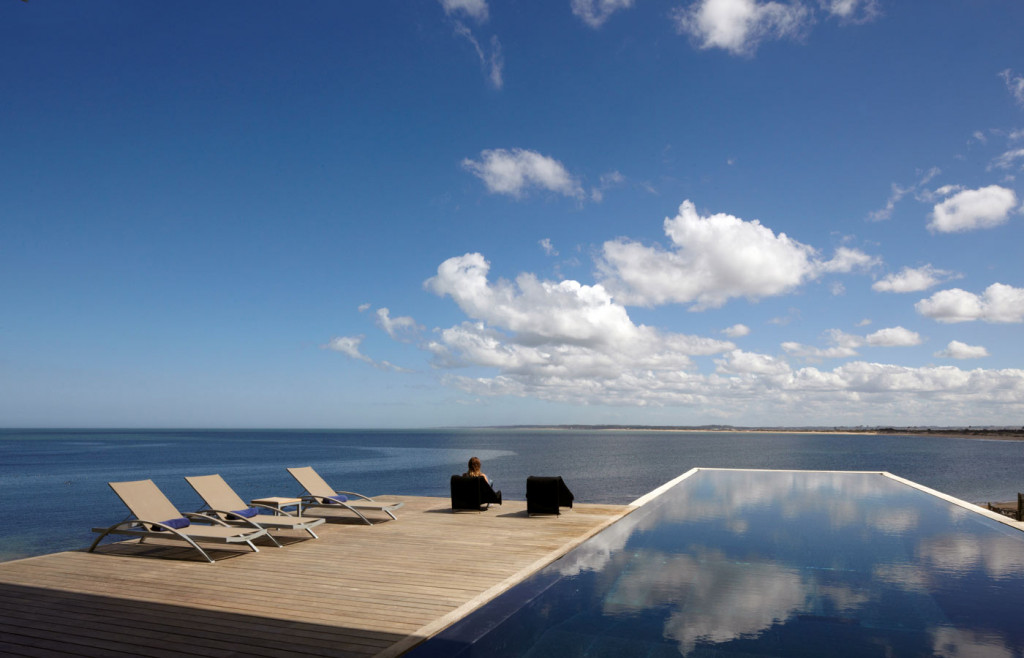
[494,426,1024,441]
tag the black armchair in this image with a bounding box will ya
[526,476,574,516]
[450,475,502,511]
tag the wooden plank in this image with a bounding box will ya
[0,497,629,657]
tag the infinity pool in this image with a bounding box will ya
[409,469,1024,657]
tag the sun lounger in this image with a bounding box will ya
[287,466,404,525]
[89,479,269,563]
[185,474,326,540]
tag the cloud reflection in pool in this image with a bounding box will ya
[410,469,1024,657]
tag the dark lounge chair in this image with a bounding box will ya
[450,475,502,512]
[526,476,574,516]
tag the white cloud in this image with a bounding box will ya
[439,0,489,22]
[717,349,790,374]
[989,148,1024,171]
[916,283,1024,323]
[597,200,875,309]
[400,245,1024,422]
[782,329,861,360]
[539,238,558,256]
[872,265,957,293]
[865,326,922,347]
[928,185,1019,233]
[722,323,751,337]
[423,252,738,398]
[936,341,989,359]
[672,0,812,55]
[571,0,635,28]
[819,0,879,23]
[425,253,733,351]
[868,167,940,221]
[452,23,504,89]
[375,308,421,341]
[462,148,583,198]
[590,170,625,202]
[324,335,372,362]
[782,326,920,359]
[324,334,414,373]
[819,246,880,273]
[1000,69,1024,107]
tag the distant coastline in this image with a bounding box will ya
[495,425,1024,441]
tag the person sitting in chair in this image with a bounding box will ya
[451,456,501,511]
[463,456,492,486]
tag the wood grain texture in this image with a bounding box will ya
[0,496,630,657]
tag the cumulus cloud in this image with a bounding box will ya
[423,252,737,399]
[672,0,812,55]
[597,200,876,309]
[916,283,1024,323]
[722,323,751,337]
[782,329,862,361]
[1001,68,1024,107]
[936,341,989,360]
[462,148,583,198]
[425,253,731,351]
[819,246,880,273]
[571,0,635,28]
[375,308,421,342]
[406,252,1024,421]
[865,326,922,347]
[872,265,958,293]
[783,326,920,360]
[928,185,1019,233]
[717,349,791,375]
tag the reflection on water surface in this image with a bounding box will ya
[412,469,1024,657]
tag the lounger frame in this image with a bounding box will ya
[287,466,404,525]
[185,473,325,540]
[89,512,267,563]
[89,479,270,564]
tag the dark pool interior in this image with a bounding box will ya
[408,469,1024,657]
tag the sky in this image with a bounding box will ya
[1,1,1023,429]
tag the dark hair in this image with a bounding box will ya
[467,456,482,475]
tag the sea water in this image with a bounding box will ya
[1,428,1022,562]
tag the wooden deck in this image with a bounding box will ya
[0,496,631,657]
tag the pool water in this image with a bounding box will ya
[410,469,1024,657]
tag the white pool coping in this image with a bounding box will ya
[629,467,1024,532]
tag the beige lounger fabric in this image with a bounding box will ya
[287,466,404,522]
[91,479,268,563]
[184,474,325,537]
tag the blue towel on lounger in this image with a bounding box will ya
[230,507,258,518]
[156,517,190,531]
[327,494,348,503]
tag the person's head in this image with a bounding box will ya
[467,456,481,474]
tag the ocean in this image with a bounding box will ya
[2,428,1022,563]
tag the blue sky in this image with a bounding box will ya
[2,0,1023,428]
